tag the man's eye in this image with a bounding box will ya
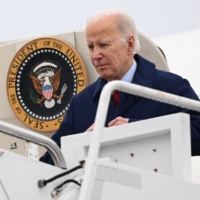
[88,45,94,50]
[101,43,108,47]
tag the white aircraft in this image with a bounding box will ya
[0,28,200,200]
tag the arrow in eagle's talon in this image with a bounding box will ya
[57,83,67,104]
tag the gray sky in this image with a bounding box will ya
[0,0,200,42]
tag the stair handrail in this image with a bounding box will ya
[0,120,67,169]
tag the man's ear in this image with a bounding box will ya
[127,35,135,54]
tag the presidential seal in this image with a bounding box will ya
[7,37,88,132]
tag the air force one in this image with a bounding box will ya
[0,28,200,200]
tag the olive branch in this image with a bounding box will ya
[30,89,39,104]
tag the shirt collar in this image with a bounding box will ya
[92,59,138,99]
[121,60,137,83]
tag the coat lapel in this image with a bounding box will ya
[132,54,156,89]
[118,55,157,114]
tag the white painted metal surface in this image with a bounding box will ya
[79,81,200,200]
[25,142,39,160]
[86,160,200,200]
[0,149,65,200]
[0,113,195,200]
[0,113,199,199]
[61,113,191,180]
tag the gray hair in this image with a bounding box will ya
[86,9,140,54]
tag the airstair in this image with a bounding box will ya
[0,81,200,200]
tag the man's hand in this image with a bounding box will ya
[85,123,95,132]
[108,116,129,127]
[85,116,129,132]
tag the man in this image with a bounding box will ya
[40,10,200,165]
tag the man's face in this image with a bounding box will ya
[86,16,134,81]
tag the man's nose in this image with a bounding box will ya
[92,47,103,59]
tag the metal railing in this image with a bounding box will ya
[0,120,67,169]
[79,80,200,200]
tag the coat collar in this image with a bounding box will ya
[92,77,107,99]
[132,54,156,88]
[92,54,157,99]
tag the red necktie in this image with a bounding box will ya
[113,90,119,108]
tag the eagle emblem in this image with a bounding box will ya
[29,62,67,109]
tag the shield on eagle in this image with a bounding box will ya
[42,85,53,100]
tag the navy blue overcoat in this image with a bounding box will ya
[40,55,200,165]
